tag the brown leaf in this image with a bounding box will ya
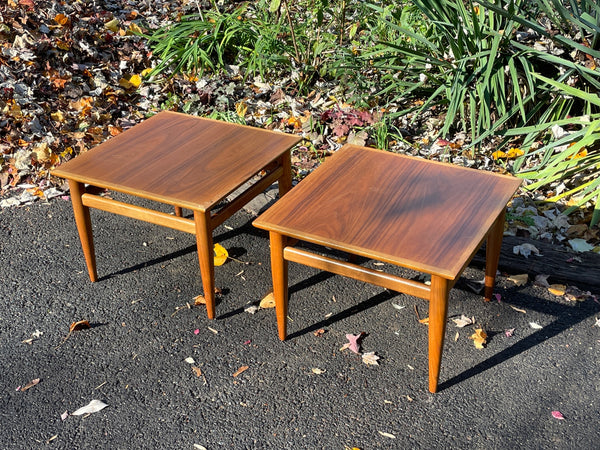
[191,367,202,377]
[259,291,276,309]
[194,295,206,305]
[566,224,588,238]
[69,320,90,333]
[21,378,40,392]
[232,365,249,377]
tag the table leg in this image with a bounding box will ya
[68,180,98,282]
[484,208,506,302]
[194,210,215,320]
[278,150,292,198]
[269,232,289,340]
[174,206,183,217]
[429,275,449,393]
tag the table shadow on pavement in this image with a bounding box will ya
[438,290,599,391]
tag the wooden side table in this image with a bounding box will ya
[52,111,300,319]
[254,144,522,392]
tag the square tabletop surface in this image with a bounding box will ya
[52,111,301,211]
[254,145,522,280]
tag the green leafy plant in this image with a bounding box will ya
[363,0,537,141]
[477,0,600,225]
[144,4,288,79]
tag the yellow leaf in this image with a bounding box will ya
[141,68,153,77]
[469,328,487,349]
[548,284,566,296]
[568,148,587,159]
[51,111,65,122]
[105,18,119,32]
[287,116,301,128]
[127,22,143,35]
[119,74,141,89]
[54,13,69,26]
[259,291,276,309]
[506,147,524,159]
[235,101,247,118]
[193,294,206,305]
[492,150,507,160]
[419,317,429,325]
[213,243,228,266]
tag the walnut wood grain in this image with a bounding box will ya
[254,144,522,393]
[53,111,300,320]
[255,144,522,280]
[53,111,300,211]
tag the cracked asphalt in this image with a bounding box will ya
[1,194,599,449]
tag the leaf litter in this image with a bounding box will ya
[70,399,108,416]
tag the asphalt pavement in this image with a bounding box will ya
[1,193,599,449]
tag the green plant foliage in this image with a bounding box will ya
[144,4,289,79]
[361,0,600,224]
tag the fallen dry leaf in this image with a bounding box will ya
[340,333,364,354]
[534,274,551,287]
[509,274,528,286]
[232,365,249,377]
[551,410,565,420]
[505,328,515,337]
[193,295,206,305]
[548,284,566,296]
[311,368,326,374]
[362,351,380,366]
[184,357,195,364]
[510,305,527,314]
[378,431,396,439]
[469,328,487,349]
[192,367,202,377]
[244,304,260,314]
[529,322,543,329]
[419,317,430,325]
[513,243,541,258]
[313,329,326,337]
[452,315,474,328]
[213,243,229,266]
[69,320,90,333]
[71,399,108,416]
[21,378,40,392]
[259,291,276,309]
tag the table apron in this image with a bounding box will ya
[283,246,432,300]
[211,165,283,229]
[81,193,197,234]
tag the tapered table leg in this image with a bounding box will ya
[194,210,215,320]
[174,206,183,217]
[68,180,98,282]
[484,208,506,302]
[429,275,449,393]
[277,150,292,198]
[269,232,289,340]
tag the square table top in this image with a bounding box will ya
[52,111,301,211]
[254,144,522,280]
